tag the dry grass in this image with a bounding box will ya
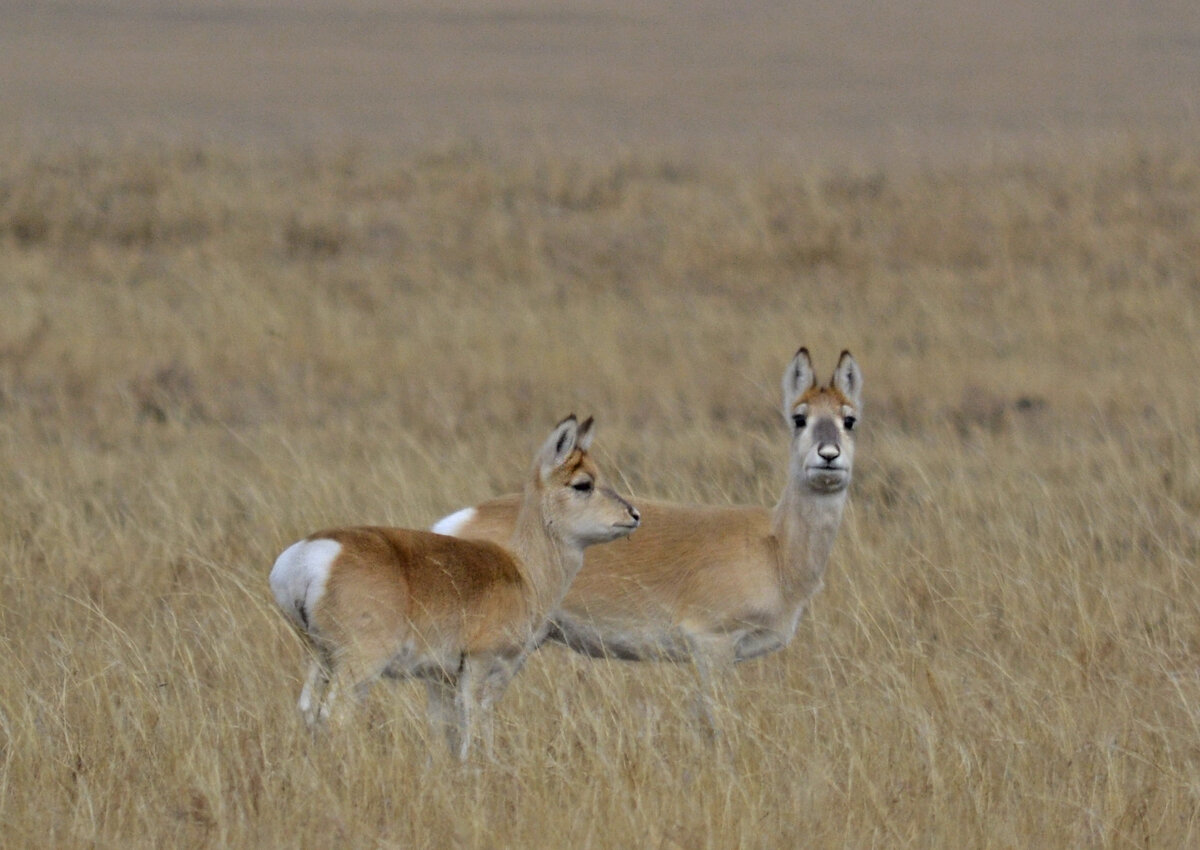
[1,138,1199,847]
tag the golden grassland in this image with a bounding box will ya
[1,138,1199,847]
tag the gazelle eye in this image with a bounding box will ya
[572,480,594,493]
[843,416,857,431]
[792,413,807,429]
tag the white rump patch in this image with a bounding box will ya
[268,538,342,630]
[431,506,476,538]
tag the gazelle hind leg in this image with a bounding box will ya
[320,648,389,727]
[298,658,330,727]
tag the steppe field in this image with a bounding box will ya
[3,3,1200,849]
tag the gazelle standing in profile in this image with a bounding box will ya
[269,415,640,760]
[433,349,861,725]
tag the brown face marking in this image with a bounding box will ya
[552,449,597,487]
[564,451,586,476]
[792,385,852,420]
[798,384,850,407]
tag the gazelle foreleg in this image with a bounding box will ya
[449,655,482,762]
[471,653,523,761]
[686,632,735,738]
[424,674,458,759]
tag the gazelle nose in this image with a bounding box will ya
[628,505,641,523]
[817,443,841,461]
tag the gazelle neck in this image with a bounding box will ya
[510,492,583,619]
[771,473,848,603]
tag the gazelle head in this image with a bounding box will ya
[532,415,641,546]
[782,349,863,494]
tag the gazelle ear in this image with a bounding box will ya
[781,347,816,423]
[538,414,579,477]
[831,350,863,408]
[575,416,595,453]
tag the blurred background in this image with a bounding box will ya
[4,0,1198,162]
